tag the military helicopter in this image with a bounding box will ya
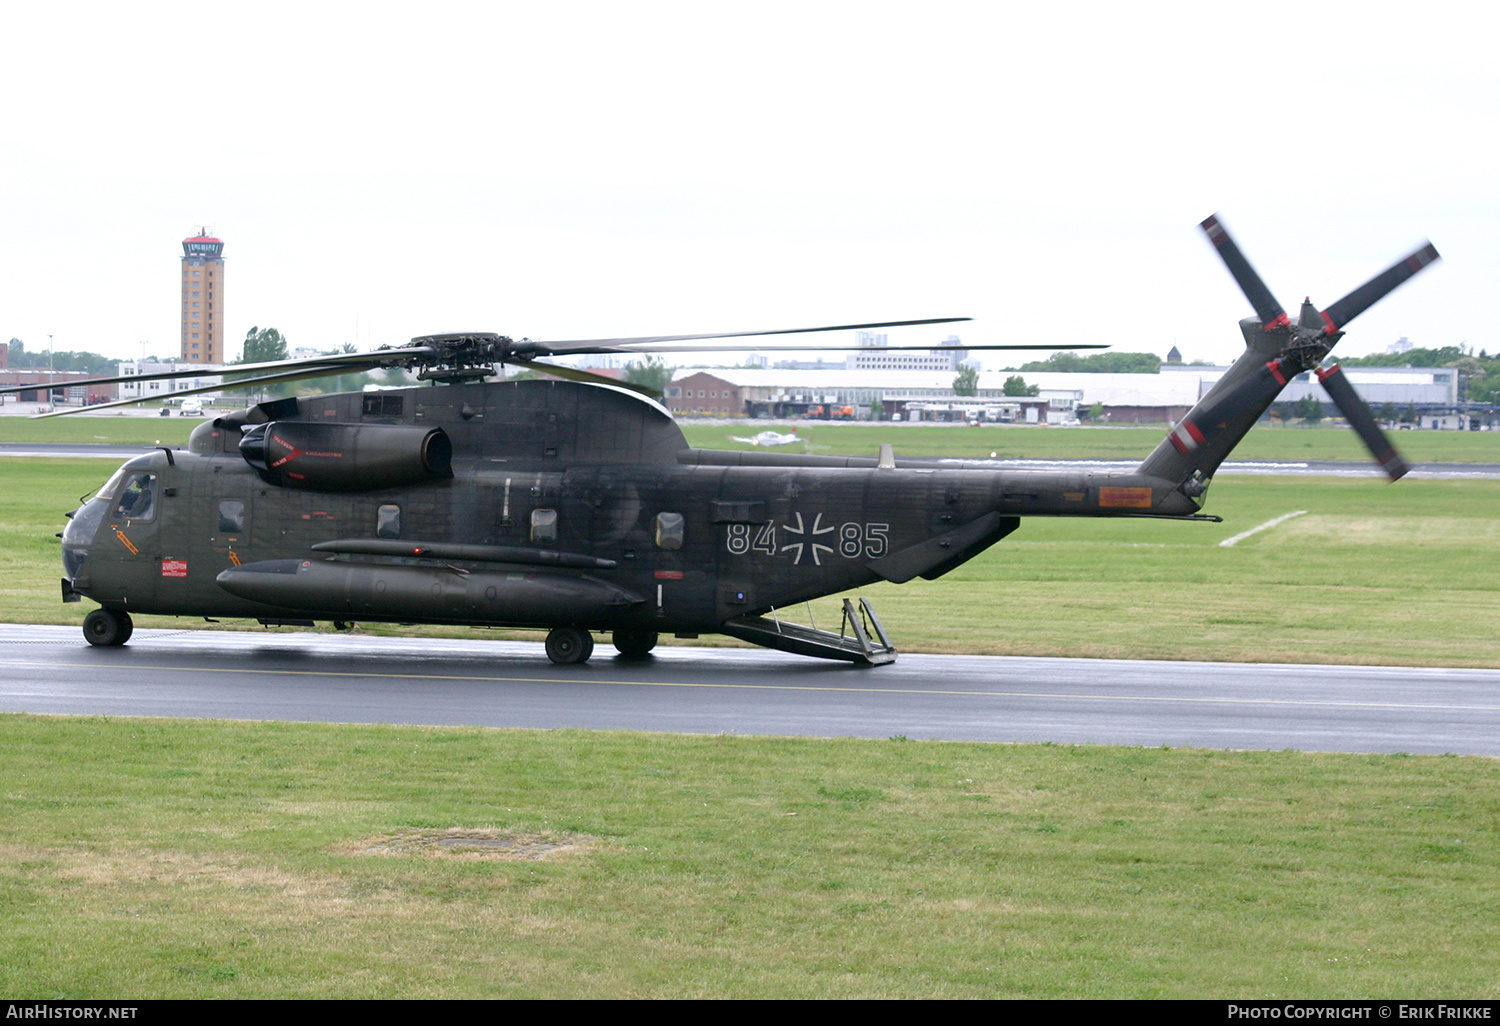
[14,217,1439,665]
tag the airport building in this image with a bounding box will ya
[662,364,1467,424]
[844,333,973,372]
[115,361,224,403]
[1158,363,1459,407]
[0,369,118,405]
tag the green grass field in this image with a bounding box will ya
[0,413,199,446]
[1,717,1496,998]
[5,410,1500,462]
[683,420,1500,463]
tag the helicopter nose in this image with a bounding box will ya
[60,500,108,582]
[61,521,89,579]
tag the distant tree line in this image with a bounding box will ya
[4,339,131,376]
[623,355,674,393]
[1013,351,1164,374]
[230,328,412,399]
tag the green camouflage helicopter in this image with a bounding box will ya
[14,217,1439,664]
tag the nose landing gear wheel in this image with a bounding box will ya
[545,626,594,665]
[83,608,134,647]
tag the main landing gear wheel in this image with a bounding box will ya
[83,608,133,647]
[611,630,659,658]
[545,626,594,665]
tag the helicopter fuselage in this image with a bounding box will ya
[60,378,1202,649]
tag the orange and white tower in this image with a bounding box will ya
[180,229,224,363]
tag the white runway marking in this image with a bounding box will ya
[1218,509,1308,547]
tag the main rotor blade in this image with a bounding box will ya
[518,360,663,398]
[595,342,1111,355]
[532,317,972,353]
[33,363,386,418]
[1200,214,1289,330]
[1318,243,1441,335]
[1316,364,1410,480]
[0,346,432,396]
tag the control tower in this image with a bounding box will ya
[180,229,224,363]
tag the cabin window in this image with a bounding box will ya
[531,508,558,544]
[655,512,684,550]
[217,500,245,533]
[376,504,401,538]
[113,472,157,522]
[362,394,404,417]
[710,500,767,524]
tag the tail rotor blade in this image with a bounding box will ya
[1318,243,1441,335]
[1200,214,1289,330]
[1316,364,1410,481]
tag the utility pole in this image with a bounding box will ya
[47,333,54,409]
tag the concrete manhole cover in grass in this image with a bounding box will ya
[340,829,594,860]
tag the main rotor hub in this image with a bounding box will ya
[406,332,522,383]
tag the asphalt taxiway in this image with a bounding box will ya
[1,624,1496,756]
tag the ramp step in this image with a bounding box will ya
[721,598,896,665]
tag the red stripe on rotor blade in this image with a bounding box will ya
[1408,245,1438,270]
[1170,432,1190,455]
[1320,310,1339,334]
[1316,364,1339,383]
[1184,420,1205,444]
[1265,313,1290,330]
[1266,360,1288,386]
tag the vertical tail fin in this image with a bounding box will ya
[1137,320,1291,485]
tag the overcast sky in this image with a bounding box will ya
[2,2,1493,370]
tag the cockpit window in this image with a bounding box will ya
[92,465,132,505]
[113,472,157,522]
